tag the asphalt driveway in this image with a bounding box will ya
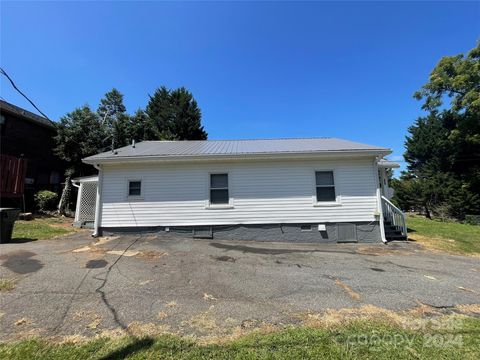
[0,231,479,340]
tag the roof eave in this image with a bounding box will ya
[83,149,391,165]
[0,100,55,129]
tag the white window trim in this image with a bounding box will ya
[205,172,234,209]
[126,178,144,200]
[312,169,342,207]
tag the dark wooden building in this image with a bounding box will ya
[0,100,65,210]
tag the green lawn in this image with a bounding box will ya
[407,215,480,255]
[11,217,75,242]
[1,317,479,359]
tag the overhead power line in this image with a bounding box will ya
[0,67,51,121]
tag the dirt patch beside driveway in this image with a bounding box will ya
[1,232,479,341]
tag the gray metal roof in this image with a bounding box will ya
[84,138,390,163]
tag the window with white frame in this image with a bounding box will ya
[210,174,229,204]
[315,171,336,202]
[128,180,142,196]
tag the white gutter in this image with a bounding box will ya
[92,164,103,237]
[72,180,81,223]
[83,149,392,165]
[377,160,400,168]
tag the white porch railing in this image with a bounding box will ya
[381,196,407,238]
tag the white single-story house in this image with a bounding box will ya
[80,138,406,243]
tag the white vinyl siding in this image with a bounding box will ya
[99,158,378,228]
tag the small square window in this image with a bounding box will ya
[128,181,141,196]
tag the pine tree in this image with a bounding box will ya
[97,88,126,123]
[125,109,152,142]
[97,88,128,149]
[146,86,207,140]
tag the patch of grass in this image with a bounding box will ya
[0,278,15,291]
[407,214,480,255]
[0,316,479,359]
[12,217,75,242]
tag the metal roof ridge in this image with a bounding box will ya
[138,137,335,143]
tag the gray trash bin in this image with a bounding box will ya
[0,208,20,244]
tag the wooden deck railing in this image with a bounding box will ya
[0,155,27,198]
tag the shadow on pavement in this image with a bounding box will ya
[0,250,43,274]
[9,237,38,243]
[209,242,356,255]
[99,337,155,360]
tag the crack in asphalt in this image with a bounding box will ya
[51,268,93,333]
[93,235,143,331]
[2,234,479,341]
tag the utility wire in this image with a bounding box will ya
[0,67,52,121]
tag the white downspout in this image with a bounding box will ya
[92,164,103,237]
[71,180,81,224]
[374,158,387,244]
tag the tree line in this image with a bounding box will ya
[53,86,207,213]
[52,44,479,221]
[392,42,480,221]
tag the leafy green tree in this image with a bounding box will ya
[414,43,480,114]
[146,86,207,140]
[394,43,480,220]
[413,42,480,185]
[54,86,208,213]
[55,105,107,165]
[54,105,107,214]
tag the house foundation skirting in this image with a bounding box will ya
[100,221,382,243]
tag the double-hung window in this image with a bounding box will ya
[210,174,229,205]
[128,180,142,197]
[315,171,336,202]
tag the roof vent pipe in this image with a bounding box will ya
[132,139,135,148]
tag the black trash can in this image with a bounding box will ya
[0,208,20,244]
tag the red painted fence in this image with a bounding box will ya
[0,155,27,198]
